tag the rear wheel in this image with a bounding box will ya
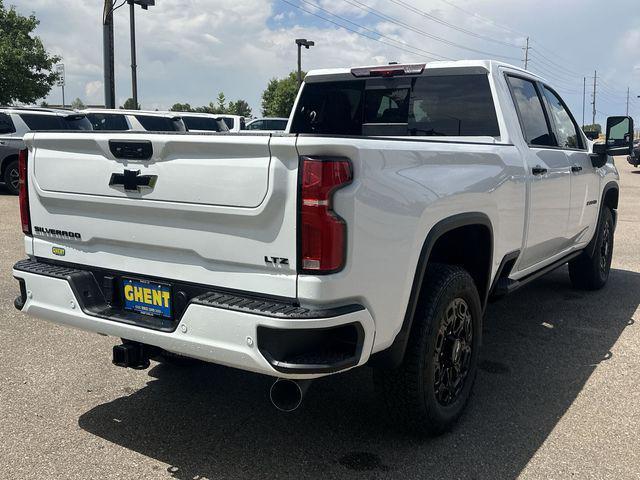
[569,208,614,290]
[374,264,482,436]
[4,160,19,195]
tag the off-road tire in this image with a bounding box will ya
[374,263,482,436]
[569,207,614,290]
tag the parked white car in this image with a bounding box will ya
[13,60,631,435]
[83,109,186,132]
[0,107,91,194]
[246,117,288,131]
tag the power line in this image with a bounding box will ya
[296,0,453,60]
[337,0,519,61]
[386,0,521,49]
[278,0,448,61]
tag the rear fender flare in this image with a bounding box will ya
[369,212,493,369]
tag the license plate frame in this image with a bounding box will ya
[122,277,173,319]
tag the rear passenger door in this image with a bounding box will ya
[540,86,599,247]
[506,75,572,271]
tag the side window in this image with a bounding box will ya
[0,113,15,134]
[542,87,583,149]
[247,120,263,130]
[19,114,64,131]
[87,113,129,131]
[507,76,554,147]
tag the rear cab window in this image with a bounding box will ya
[291,73,500,138]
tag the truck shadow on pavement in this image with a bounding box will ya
[78,267,638,480]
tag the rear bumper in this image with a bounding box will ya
[13,259,375,379]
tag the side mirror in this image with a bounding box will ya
[605,116,633,155]
[591,116,634,168]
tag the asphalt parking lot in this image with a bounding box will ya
[1,159,639,480]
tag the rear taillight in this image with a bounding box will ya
[299,156,353,274]
[18,148,31,235]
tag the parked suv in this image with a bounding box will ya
[0,107,91,194]
[83,109,187,132]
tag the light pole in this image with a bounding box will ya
[295,39,315,86]
[103,0,115,108]
[128,0,155,110]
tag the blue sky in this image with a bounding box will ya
[10,0,640,125]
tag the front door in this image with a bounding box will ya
[540,85,600,246]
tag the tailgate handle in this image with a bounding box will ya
[109,140,153,160]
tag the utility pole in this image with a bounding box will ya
[582,77,586,128]
[592,70,597,126]
[103,0,116,108]
[522,36,530,70]
[295,38,315,86]
[626,87,630,116]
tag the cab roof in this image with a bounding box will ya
[304,60,543,83]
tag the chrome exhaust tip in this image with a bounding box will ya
[269,379,310,412]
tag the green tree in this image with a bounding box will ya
[121,97,140,110]
[0,1,61,105]
[216,92,227,113]
[227,99,252,117]
[71,97,85,109]
[261,71,301,117]
[582,124,602,134]
[169,103,193,112]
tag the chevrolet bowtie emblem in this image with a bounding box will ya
[109,169,157,192]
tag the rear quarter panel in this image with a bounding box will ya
[295,135,527,353]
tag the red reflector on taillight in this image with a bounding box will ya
[299,156,352,273]
[18,148,31,235]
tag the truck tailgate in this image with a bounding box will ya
[24,133,299,298]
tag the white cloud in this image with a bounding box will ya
[84,80,103,103]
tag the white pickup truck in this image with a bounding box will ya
[12,60,633,435]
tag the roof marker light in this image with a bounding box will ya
[351,63,426,78]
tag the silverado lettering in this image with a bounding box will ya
[34,226,81,239]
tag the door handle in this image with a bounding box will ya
[532,165,548,175]
[571,165,583,173]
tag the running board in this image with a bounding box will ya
[491,251,582,297]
